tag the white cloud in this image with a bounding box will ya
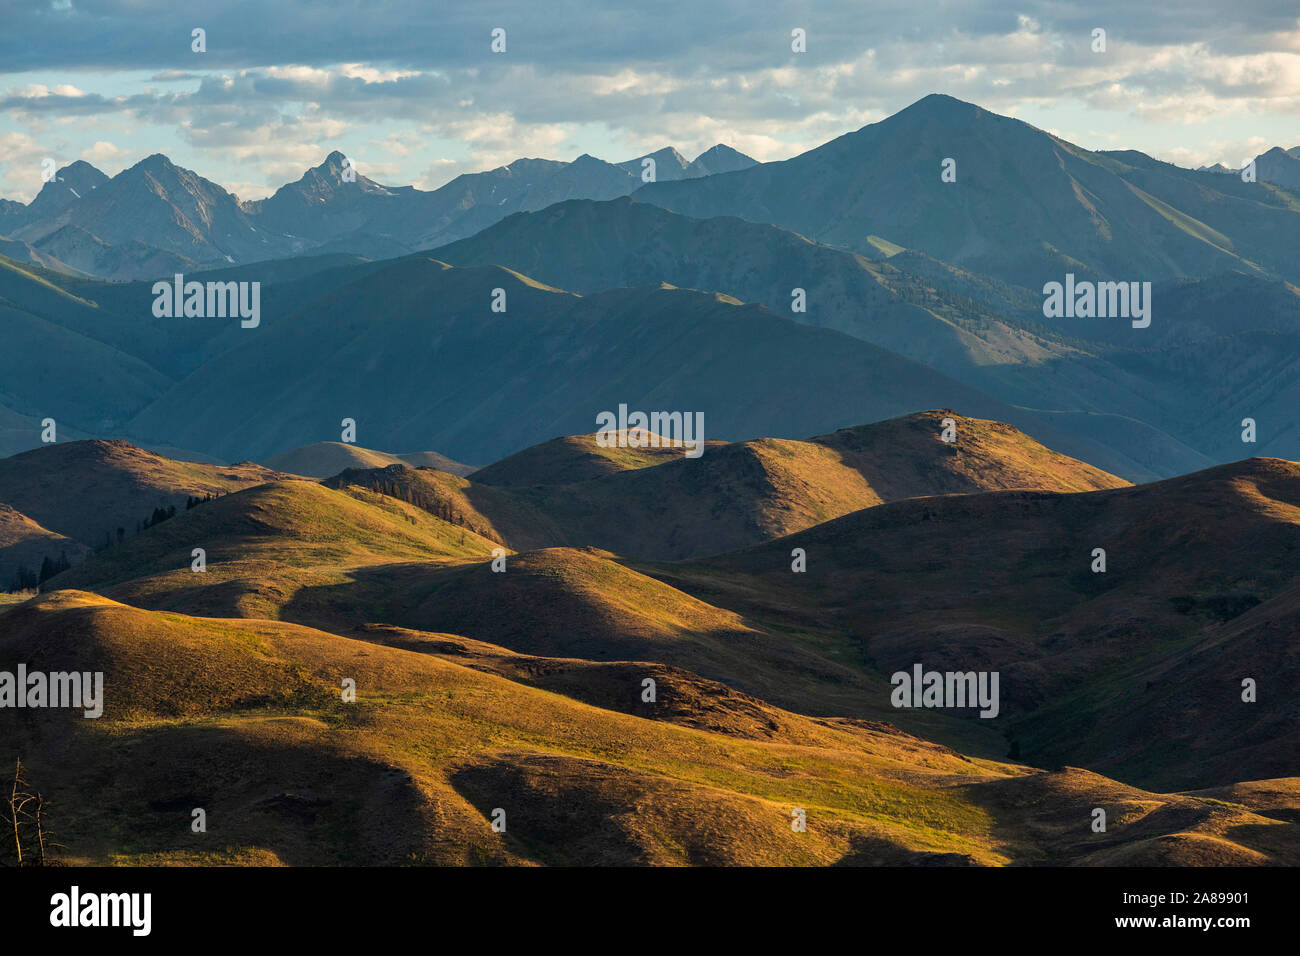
[81,140,124,161]
[2,4,1300,199]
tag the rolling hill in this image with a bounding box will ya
[662,456,1300,788]
[48,478,501,600]
[0,439,290,548]
[317,410,1126,560]
[5,429,1294,865]
[2,588,1293,866]
[470,429,727,486]
[1014,578,1300,791]
[262,441,475,478]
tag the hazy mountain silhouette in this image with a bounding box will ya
[112,257,1129,468]
[634,93,1300,287]
[428,195,1291,476]
[0,144,758,279]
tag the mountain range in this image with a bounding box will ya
[1,93,1298,483]
[0,144,757,280]
[2,93,1298,292]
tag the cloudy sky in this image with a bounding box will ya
[1,0,1298,202]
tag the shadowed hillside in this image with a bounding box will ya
[664,457,1300,788]
[0,439,291,547]
[471,429,728,486]
[429,193,1300,480]
[116,257,1121,468]
[0,503,91,590]
[262,441,475,478]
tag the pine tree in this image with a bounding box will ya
[7,564,37,592]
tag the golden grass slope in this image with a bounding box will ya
[321,464,562,550]
[41,493,1007,757]
[329,410,1127,560]
[6,425,1292,866]
[3,590,1293,866]
[809,408,1129,497]
[47,479,502,619]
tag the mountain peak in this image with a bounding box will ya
[570,153,614,169]
[313,150,355,177]
[263,150,379,205]
[645,145,689,164]
[693,144,743,162]
[47,160,107,188]
[308,149,362,183]
[1252,146,1300,187]
[58,159,105,178]
[126,153,188,183]
[24,159,109,216]
[136,152,175,170]
[618,146,690,177]
[688,144,758,176]
[899,92,985,120]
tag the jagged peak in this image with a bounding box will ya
[134,152,176,171]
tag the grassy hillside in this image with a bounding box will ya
[3,427,1293,865]
[3,590,1292,866]
[329,411,1127,560]
[50,479,502,611]
[664,457,1300,788]
[1013,579,1300,791]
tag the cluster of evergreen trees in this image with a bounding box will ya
[4,493,223,593]
[144,504,177,528]
[6,550,71,592]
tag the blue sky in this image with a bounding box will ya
[1,0,1298,201]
